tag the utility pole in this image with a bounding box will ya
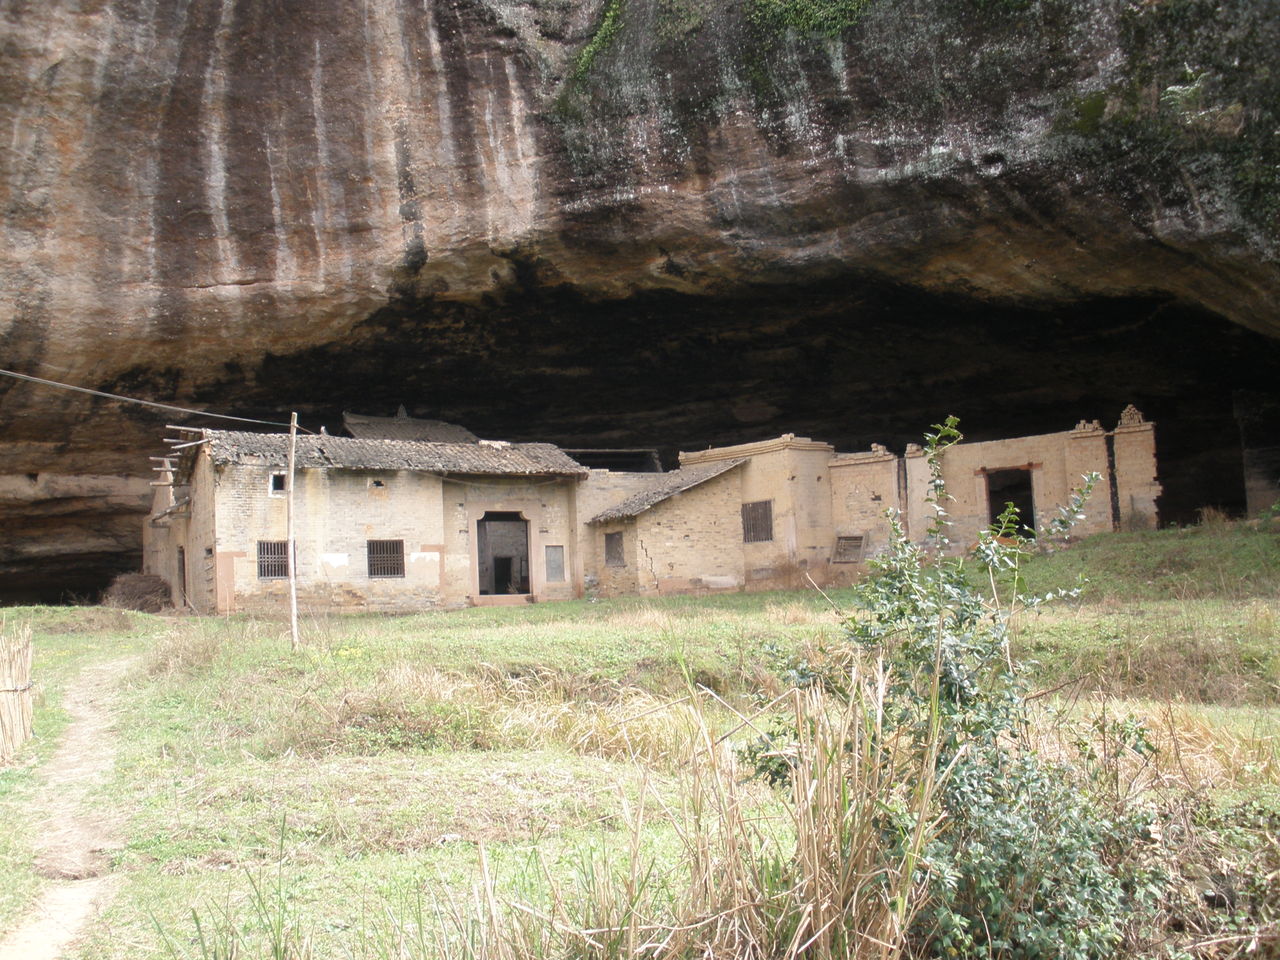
[286,411,299,650]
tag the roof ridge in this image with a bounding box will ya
[588,459,745,523]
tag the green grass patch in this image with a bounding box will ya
[1015,522,1280,601]
[1014,598,1279,703]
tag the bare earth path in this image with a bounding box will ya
[0,658,132,960]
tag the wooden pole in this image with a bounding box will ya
[1,623,33,763]
[286,412,299,651]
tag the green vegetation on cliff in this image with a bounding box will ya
[749,0,874,35]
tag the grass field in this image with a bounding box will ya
[1,520,1277,958]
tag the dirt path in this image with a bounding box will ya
[0,658,131,960]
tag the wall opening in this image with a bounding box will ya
[986,468,1035,534]
[176,546,186,607]
[477,511,529,595]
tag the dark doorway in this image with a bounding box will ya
[477,512,530,594]
[493,557,514,594]
[176,546,187,607]
[986,469,1035,534]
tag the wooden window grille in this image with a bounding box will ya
[741,500,774,543]
[832,535,865,563]
[545,545,566,582]
[604,532,625,567]
[367,539,405,578]
[257,540,289,579]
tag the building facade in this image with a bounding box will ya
[144,409,1160,611]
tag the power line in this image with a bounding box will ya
[0,367,300,429]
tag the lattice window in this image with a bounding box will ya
[545,545,566,582]
[741,500,774,543]
[832,535,865,563]
[367,539,405,578]
[257,540,289,579]
[604,531,625,567]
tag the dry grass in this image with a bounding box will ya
[276,662,718,768]
[355,681,940,960]
[763,599,835,626]
[1032,697,1280,795]
[102,573,171,613]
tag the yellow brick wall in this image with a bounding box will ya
[828,451,900,568]
[576,470,665,588]
[631,470,744,595]
[681,435,836,586]
[1113,422,1161,529]
[214,462,448,613]
[441,477,580,604]
[904,428,1115,549]
[592,519,639,596]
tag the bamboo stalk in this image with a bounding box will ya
[0,623,34,763]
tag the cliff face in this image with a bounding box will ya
[2,0,1278,600]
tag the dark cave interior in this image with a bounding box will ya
[244,275,1278,528]
[8,276,1280,604]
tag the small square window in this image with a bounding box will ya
[367,539,405,578]
[269,472,287,496]
[257,540,289,579]
[741,500,774,543]
[545,545,566,582]
[832,535,865,563]
[604,531,625,567]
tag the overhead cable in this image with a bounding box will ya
[0,367,300,429]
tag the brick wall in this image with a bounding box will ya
[904,426,1117,549]
[214,462,448,613]
[440,477,579,605]
[576,470,663,589]
[1113,420,1161,529]
[187,453,218,612]
[631,470,745,595]
[592,519,639,596]
[828,448,900,572]
[681,435,836,586]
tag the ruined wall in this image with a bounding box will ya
[1112,417,1161,529]
[141,472,179,602]
[590,519,639,597]
[905,425,1117,548]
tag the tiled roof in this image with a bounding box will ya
[588,459,744,523]
[199,430,588,477]
[342,411,479,443]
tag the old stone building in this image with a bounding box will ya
[144,430,587,614]
[144,409,1159,611]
